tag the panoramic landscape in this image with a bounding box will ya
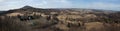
[0,6,120,31]
[0,0,120,31]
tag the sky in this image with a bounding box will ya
[0,0,120,11]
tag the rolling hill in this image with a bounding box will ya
[0,6,120,31]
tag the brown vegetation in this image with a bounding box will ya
[0,6,120,31]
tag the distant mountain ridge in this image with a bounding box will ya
[0,6,117,16]
[4,6,116,13]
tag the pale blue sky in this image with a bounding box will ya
[0,0,120,11]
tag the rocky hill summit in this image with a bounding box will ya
[0,6,120,31]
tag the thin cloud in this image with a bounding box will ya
[81,2,120,10]
[0,0,4,2]
[0,0,73,10]
[0,0,120,11]
[27,0,73,8]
